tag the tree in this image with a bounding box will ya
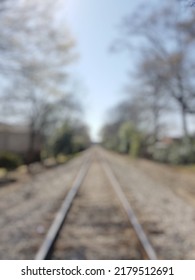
[135,54,169,143]
[52,120,90,156]
[0,0,79,163]
[114,1,195,141]
[101,97,146,156]
[100,122,120,151]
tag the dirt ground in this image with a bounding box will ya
[0,146,195,259]
[52,158,142,260]
[0,153,87,259]
[102,148,195,259]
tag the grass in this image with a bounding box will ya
[17,165,28,174]
[0,151,83,182]
[56,154,68,164]
[0,168,7,178]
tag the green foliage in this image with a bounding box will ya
[53,124,74,156]
[51,121,90,156]
[56,154,68,164]
[118,122,132,153]
[102,117,195,165]
[101,122,120,151]
[151,147,170,163]
[118,122,143,157]
[0,151,23,170]
[130,132,143,157]
[101,121,144,158]
[152,142,195,165]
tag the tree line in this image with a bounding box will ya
[0,0,90,169]
[101,0,195,164]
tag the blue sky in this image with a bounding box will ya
[61,0,144,140]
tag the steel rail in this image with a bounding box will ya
[35,158,91,260]
[101,156,158,260]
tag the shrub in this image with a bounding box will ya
[152,142,195,165]
[152,147,169,163]
[130,133,143,157]
[0,151,23,170]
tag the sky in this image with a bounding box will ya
[60,0,144,141]
[2,0,192,140]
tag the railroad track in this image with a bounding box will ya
[35,149,157,260]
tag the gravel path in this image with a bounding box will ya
[0,153,87,259]
[103,149,195,259]
[1,147,195,260]
[52,158,142,260]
